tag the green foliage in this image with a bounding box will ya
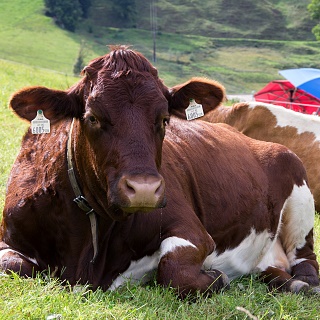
[308,0,320,40]
[312,24,320,40]
[110,0,137,27]
[79,0,92,18]
[45,0,84,31]
[308,0,320,19]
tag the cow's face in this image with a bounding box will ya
[9,46,226,220]
[78,50,170,217]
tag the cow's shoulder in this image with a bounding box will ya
[5,120,71,215]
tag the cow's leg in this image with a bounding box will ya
[260,182,319,293]
[260,266,312,293]
[157,236,229,299]
[0,248,40,277]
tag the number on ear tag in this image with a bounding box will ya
[185,99,204,121]
[31,110,51,134]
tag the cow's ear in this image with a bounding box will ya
[9,86,82,123]
[168,77,226,118]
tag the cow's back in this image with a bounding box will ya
[202,102,320,210]
[162,118,306,252]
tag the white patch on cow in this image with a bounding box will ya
[0,248,39,266]
[257,182,313,272]
[279,181,314,266]
[203,229,273,279]
[256,238,290,273]
[109,236,196,290]
[204,182,314,277]
[159,236,197,258]
[248,102,320,141]
[108,254,159,290]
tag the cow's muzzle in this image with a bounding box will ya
[117,174,166,213]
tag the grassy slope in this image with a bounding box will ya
[1,1,320,93]
[91,0,315,41]
[0,1,83,72]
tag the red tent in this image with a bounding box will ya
[254,80,320,115]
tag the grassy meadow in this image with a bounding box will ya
[0,56,320,320]
[1,0,320,93]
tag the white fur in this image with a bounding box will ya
[278,181,315,267]
[109,236,196,290]
[159,236,197,258]
[248,102,320,141]
[203,229,273,279]
[0,248,38,266]
[108,254,159,290]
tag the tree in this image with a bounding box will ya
[45,0,83,32]
[110,0,137,27]
[73,41,87,76]
[308,0,320,40]
[79,0,92,18]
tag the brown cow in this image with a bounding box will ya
[201,101,320,212]
[0,47,319,298]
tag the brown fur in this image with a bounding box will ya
[202,103,320,211]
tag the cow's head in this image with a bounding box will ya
[9,46,225,220]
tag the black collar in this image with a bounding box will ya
[67,118,99,264]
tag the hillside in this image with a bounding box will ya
[88,0,315,41]
[0,0,319,95]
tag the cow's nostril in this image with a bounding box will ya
[118,175,165,210]
[155,181,165,197]
[125,180,136,195]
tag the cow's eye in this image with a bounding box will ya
[163,117,170,127]
[88,115,98,124]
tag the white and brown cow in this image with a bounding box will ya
[0,47,319,298]
[202,101,320,212]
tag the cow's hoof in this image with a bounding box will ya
[206,269,230,291]
[289,280,309,293]
[309,286,320,295]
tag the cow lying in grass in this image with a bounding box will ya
[0,46,319,298]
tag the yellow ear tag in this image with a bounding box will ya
[31,110,51,134]
[185,99,204,121]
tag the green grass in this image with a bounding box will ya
[1,272,320,319]
[0,56,319,320]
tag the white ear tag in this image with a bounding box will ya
[185,99,204,121]
[31,110,51,134]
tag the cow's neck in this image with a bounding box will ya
[67,118,99,263]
